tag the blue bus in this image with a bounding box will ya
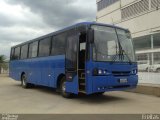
[9,22,138,98]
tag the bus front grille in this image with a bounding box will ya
[108,85,130,89]
[112,71,130,76]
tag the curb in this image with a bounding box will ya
[127,84,160,97]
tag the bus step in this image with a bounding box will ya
[81,73,85,78]
[80,83,85,86]
[79,90,86,93]
[79,84,85,90]
[79,77,85,79]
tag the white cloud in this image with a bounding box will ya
[0,0,96,58]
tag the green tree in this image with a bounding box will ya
[0,55,7,74]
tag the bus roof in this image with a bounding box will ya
[11,22,129,48]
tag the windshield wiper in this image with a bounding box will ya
[119,39,132,64]
[111,48,132,65]
[94,42,132,64]
[121,49,132,64]
[111,30,132,64]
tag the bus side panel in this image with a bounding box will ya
[26,59,40,84]
[65,75,79,94]
[85,61,94,94]
[30,55,65,88]
[36,56,65,88]
[19,60,30,81]
[9,61,15,80]
[51,56,65,88]
[13,59,32,84]
[38,58,50,86]
[10,55,65,88]
[9,61,20,81]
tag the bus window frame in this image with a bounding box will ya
[51,32,67,56]
[10,48,15,60]
[65,28,78,71]
[20,44,29,60]
[28,41,39,59]
[14,46,21,60]
[38,37,52,57]
[10,24,90,61]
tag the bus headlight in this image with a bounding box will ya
[93,68,110,76]
[131,69,137,75]
[98,69,103,75]
[103,70,110,75]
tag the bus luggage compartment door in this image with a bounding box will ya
[65,33,79,94]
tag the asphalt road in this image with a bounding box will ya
[0,75,160,114]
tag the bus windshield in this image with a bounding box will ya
[92,25,136,63]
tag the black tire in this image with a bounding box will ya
[95,92,105,95]
[60,77,72,98]
[21,74,29,88]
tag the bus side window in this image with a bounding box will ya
[20,44,28,59]
[39,37,51,57]
[66,34,78,70]
[51,33,66,56]
[10,48,15,60]
[28,41,38,58]
[14,47,20,60]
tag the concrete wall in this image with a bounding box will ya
[97,1,121,24]
[96,0,160,38]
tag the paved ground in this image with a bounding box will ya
[0,75,160,114]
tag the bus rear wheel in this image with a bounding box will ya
[21,74,29,88]
[60,77,72,98]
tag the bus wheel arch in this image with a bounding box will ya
[21,72,28,88]
[21,72,25,81]
[56,74,72,98]
[21,72,32,88]
[57,74,65,89]
[59,76,72,98]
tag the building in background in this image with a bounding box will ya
[96,0,160,72]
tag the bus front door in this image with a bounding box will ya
[65,34,79,94]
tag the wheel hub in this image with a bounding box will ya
[62,82,66,92]
[22,76,26,86]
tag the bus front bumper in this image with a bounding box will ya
[89,75,138,94]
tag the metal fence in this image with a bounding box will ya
[0,62,9,74]
[138,72,160,85]
[137,52,160,85]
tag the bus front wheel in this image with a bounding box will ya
[21,74,29,88]
[60,77,72,98]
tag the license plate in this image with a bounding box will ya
[119,78,128,83]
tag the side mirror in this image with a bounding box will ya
[88,29,94,43]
